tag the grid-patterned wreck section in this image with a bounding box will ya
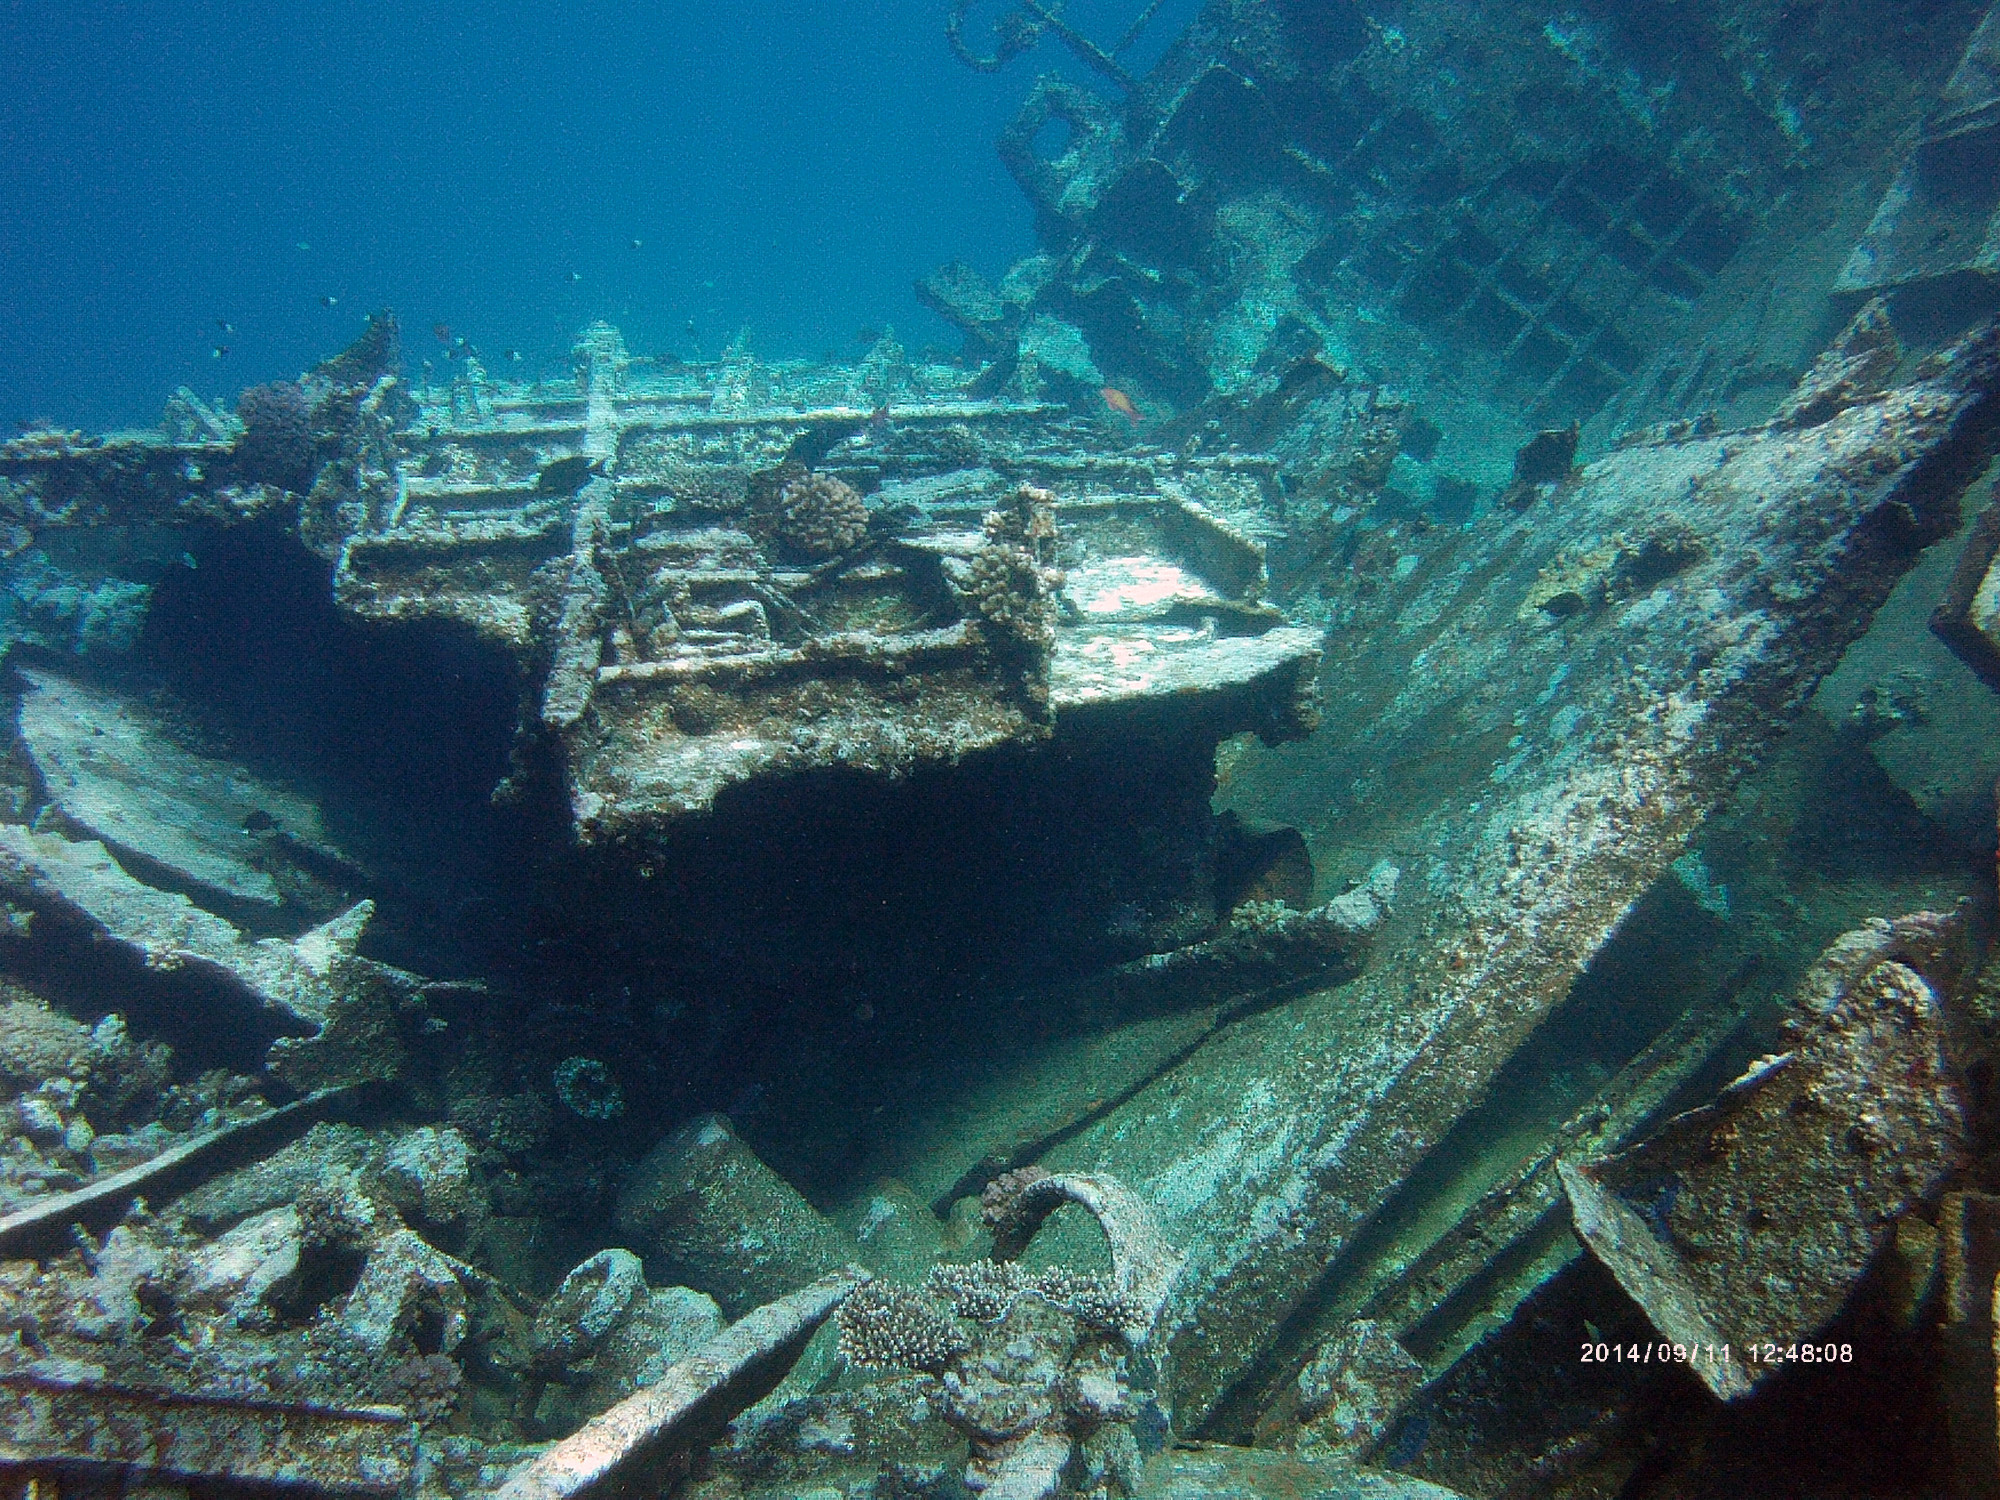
[1331,144,1747,422]
[1174,6,1756,422]
[995,0,1778,426]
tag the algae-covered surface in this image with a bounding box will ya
[4,3,2000,1497]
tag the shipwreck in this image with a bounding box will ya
[6,1,2000,1498]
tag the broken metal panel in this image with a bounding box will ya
[0,823,419,1035]
[1241,993,1752,1453]
[1022,323,2000,1435]
[17,668,354,917]
[995,0,1780,425]
[0,432,275,534]
[1561,911,1970,1400]
[1840,3,2000,292]
[0,317,1324,839]
[0,1371,415,1495]
[571,623,1040,833]
[334,505,572,649]
[0,817,471,1093]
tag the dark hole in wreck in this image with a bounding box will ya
[114,519,1299,1201]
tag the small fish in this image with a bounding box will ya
[320,294,338,308]
[569,270,583,283]
[854,325,883,345]
[505,348,524,363]
[295,241,311,251]
[1100,385,1141,424]
[869,402,892,435]
[534,454,604,495]
[433,323,453,344]
[214,318,235,334]
[210,345,230,359]
[629,237,643,250]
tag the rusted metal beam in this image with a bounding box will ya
[0,1088,351,1261]
[0,1372,414,1495]
[490,1267,868,1500]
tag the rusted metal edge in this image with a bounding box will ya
[415,401,1066,446]
[1555,1160,1754,1400]
[489,1267,869,1500]
[0,1371,414,1495]
[0,1088,352,1261]
[594,624,981,687]
[1930,480,2000,695]
[347,519,570,556]
[986,1172,1185,1344]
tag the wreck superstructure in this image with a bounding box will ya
[4,1,2000,1498]
[4,318,1324,846]
[371,322,1321,836]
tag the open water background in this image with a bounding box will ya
[0,0,1197,430]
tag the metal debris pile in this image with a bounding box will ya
[6,1,2000,1497]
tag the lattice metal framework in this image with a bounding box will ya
[1291,87,1748,423]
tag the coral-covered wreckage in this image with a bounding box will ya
[10,1,2000,1496]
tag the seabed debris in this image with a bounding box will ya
[8,2,2000,1498]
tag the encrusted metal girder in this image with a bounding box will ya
[491,1268,868,1500]
[0,1372,415,1495]
[1033,319,2000,1436]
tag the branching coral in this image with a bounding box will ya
[836,1279,970,1374]
[925,1259,1141,1334]
[977,1166,1185,1345]
[838,1166,1182,1500]
[962,484,1064,666]
[1037,1270,1143,1336]
[925,1258,1022,1322]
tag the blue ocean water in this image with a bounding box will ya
[0,0,1193,431]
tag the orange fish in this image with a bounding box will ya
[1100,386,1141,424]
